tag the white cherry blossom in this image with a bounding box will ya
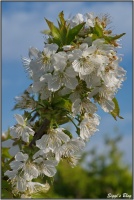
[67,13,84,28]
[89,85,116,112]
[32,77,51,100]
[10,114,34,143]
[48,66,78,91]
[52,51,68,71]
[2,139,20,156]
[85,12,95,27]
[71,43,101,76]
[36,128,70,151]
[55,138,85,161]
[33,157,58,177]
[72,97,97,116]
[80,113,100,140]
[26,181,50,194]
[9,152,39,181]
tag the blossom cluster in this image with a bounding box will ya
[2,11,126,198]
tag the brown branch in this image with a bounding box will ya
[29,118,50,147]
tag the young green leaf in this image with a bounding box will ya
[58,11,65,26]
[45,18,60,39]
[63,129,73,139]
[110,98,124,120]
[66,22,85,44]
[93,22,103,37]
[104,33,126,43]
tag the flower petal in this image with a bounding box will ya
[15,152,28,162]
[17,177,27,192]
[10,161,24,170]
[2,139,14,148]
[21,131,29,143]
[14,114,24,125]
[10,126,20,139]
[4,170,17,179]
[42,165,56,177]
[56,128,70,143]
[48,75,61,92]
[36,134,50,150]
[9,145,20,156]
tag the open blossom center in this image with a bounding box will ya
[41,52,50,64]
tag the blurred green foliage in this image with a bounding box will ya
[2,130,132,199]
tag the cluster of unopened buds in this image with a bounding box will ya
[2,11,126,198]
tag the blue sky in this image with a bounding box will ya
[2,2,132,167]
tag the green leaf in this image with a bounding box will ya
[2,148,12,160]
[104,33,126,43]
[2,189,13,198]
[60,25,68,45]
[52,96,72,112]
[91,22,125,44]
[58,11,65,27]
[93,22,103,37]
[45,18,60,39]
[66,22,85,44]
[45,15,68,47]
[63,129,73,139]
[110,98,124,120]
[41,29,51,35]
[2,180,10,189]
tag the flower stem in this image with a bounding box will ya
[67,115,78,130]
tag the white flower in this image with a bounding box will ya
[55,138,85,166]
[89,85,116,112]
[23,47,44,81]
[80,72,101,89]
[71,43,98,76]
[32,77,51,100]
[80,113,100,140]
[48,67,78,91]
[92,39,114,51]
[47,51,78,91]
[55,138,85,160]
[53,51,68,71]
[9,152,39,181]
[85,12,95,27]
[39,43,58,73]
[14,175,27,192]
[9,152,28,170]
[67,13,84,28]
[29,47,40,59]
[14,93,37,109]
[15,176,27,192]
[58,87,72,97]
[10,114,34,143]
[2,139,20,156]
[4,171,27,192]
[36,128,70,151]
[33,157,58,177]
[72,97,97,116]
[71,40,113,82]
[4,170,18,180]
[33,150,49,160]
[26,181,50,194]
[68,82,87,103]
[23,44,58,81]
[97,60,126,88]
